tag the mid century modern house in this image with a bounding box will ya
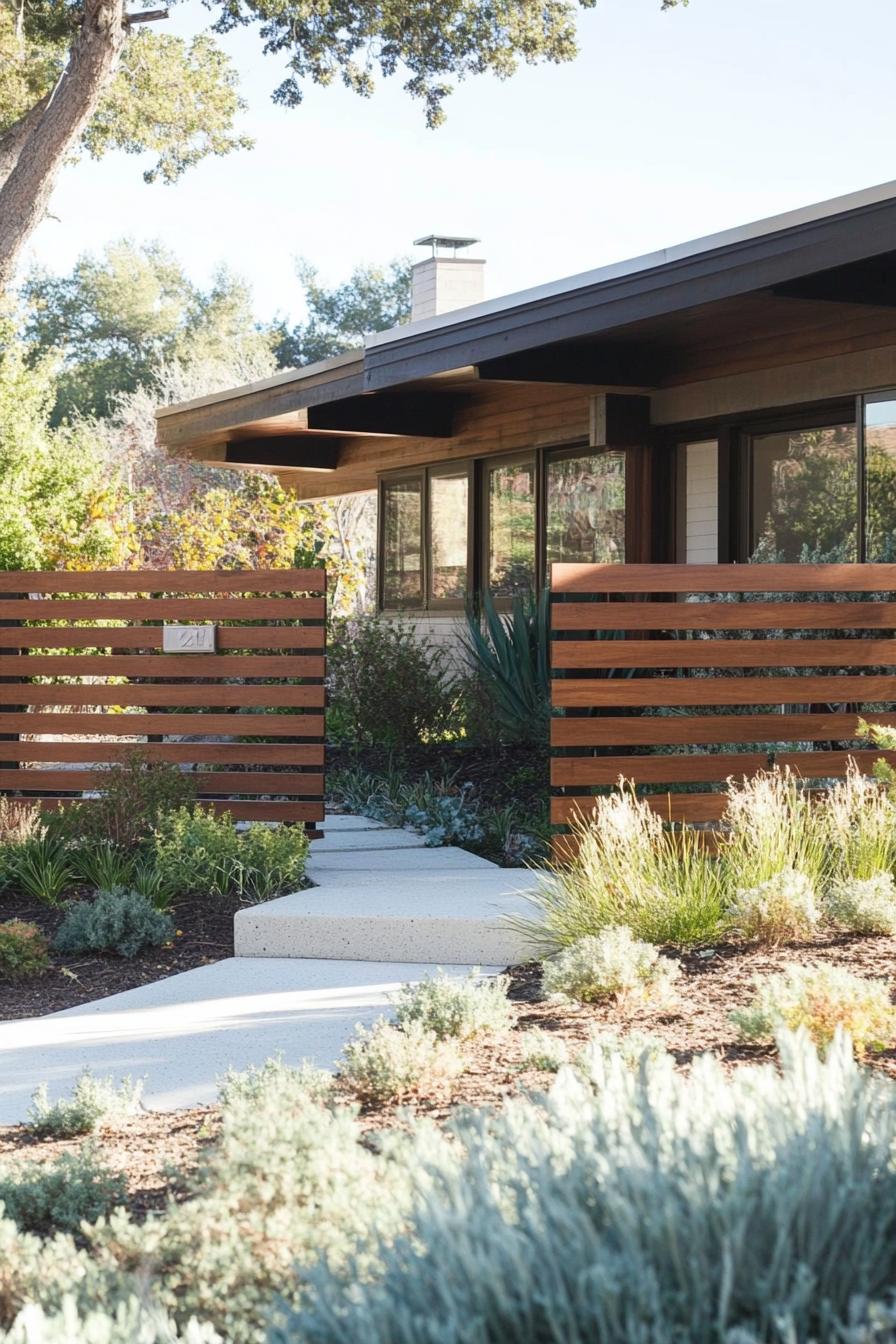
[156,182,896,635]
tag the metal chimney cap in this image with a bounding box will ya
[413,234,480,256]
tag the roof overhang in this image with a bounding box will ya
[156,179,896,466]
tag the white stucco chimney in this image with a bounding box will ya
[411,235,484,322]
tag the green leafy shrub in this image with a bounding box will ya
[732,963,896,1057]
[151,807,308,902]
[279,1031,896,1344]
[13,833,74,906]
[0,921,49,981]
[521,788,724,951]
[542,926,680,1005]
[27,1072,142,1139]
[0,1148,126,1237]
[217,1056,333,1110]
[826,873,896,935]
[327,615,460,748]
[727,867,820,945]
[393,970,512,1041]
[53,752,196,851]
[338,1018,464,1104]
[53,889,173,960]
[518,1029,569,1073]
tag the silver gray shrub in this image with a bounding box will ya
[279,1031,896,1344]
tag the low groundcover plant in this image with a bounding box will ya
[727,867,820,945]
[392,969,513,1041]
[338,1018,464,1104]
[542,926,680,1006]
[53,888,173,960]
[27,1072,143,1139]
[732,962,896,1057]
[0,921,49,981]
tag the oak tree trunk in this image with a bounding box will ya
[0,0,126,289]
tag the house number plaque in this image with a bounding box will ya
[162,624,217,653]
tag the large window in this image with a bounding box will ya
[546,450,626,568]
[429,466,469,602]
[484,456,537,598]
[749,422,859,561]
[381,476,423,606]
[864,394,896,561]
[380,445,630,610]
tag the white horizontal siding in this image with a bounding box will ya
[683,440,718,564]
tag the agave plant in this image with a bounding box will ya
[463,588,551,744]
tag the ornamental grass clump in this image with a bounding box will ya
[27,1072,143,1139]
[727,868,820,945]
[53,888,173,960]
[338,1018,464,1105]
[392,970,512,1042]
[826,872,896,935]
[826,763,896,882]
[518,786,724,952]
[720,767,828,891]
[0,921,49,981]
[732,963,896,1057]
[541,926,680,1006]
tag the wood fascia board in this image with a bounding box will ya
[157,368,365,450]
[223,436,342,470]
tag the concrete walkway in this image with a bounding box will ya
[0,814,542,1125]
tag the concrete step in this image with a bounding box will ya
[310,825,427,854]
[0,958,497,1123]
[235,863,543,965]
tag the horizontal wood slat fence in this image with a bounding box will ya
[550,562,896,842]
[0,568,326,831]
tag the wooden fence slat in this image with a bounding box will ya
[552,639,896,670]
[551,793,730,824]
[0,568,326,594]
[552,562,896,594]
[0,711,325,737]
[0,598,326,621]
[551,601,896,631]
[0,742,324,765]
[554,674,896,709]
[0,654,325,678]
[0,685,326,707]
[551,749,896,787]
[6,769,324,795]
[550,712,896,747]
[0,627,325,650]
[37,798,325,823]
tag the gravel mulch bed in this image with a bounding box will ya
[2,931,894,1218]
[0,890,240,1021]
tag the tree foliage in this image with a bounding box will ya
[0,315,132,570]
[275,257,411,368]
[22,238,275,421]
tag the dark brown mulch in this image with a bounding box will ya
[2,932,895,1218]
[0,889,240,1021]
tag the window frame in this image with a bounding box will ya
[377,469,426,611]
[479,449,540,606]
[542,442,629,581]
[426,460,476,611]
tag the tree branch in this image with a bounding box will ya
[124,9,169,24]
[0,0,128,288]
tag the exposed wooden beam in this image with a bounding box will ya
[475,341,660,387]
[772,255,896,308]
[590,393,652,448]
[224,437,341,471]
[306,392,457,438]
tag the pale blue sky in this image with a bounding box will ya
[25,0,896,326]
